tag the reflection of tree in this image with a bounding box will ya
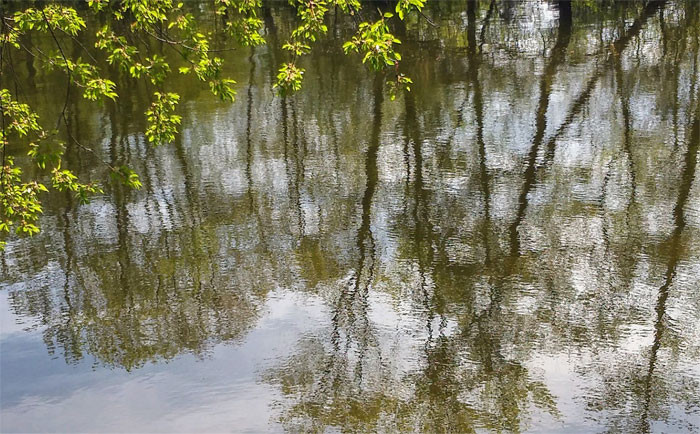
[468,0,493,265]
[265,75,384,432]
[508,1,571,256]
[508,0,669,256]
[265,6,563,432]
[403,6,561,428]
[541,0,666,168]
[579,96,700,434]
[4,88,270,370]
[7,206,266,371]
[2,1,699,430]
[639,105,698,428]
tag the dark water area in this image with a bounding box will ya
[1,1,700,432]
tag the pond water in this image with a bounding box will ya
[1,1,700,432]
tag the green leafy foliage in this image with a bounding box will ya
[343,13,402,71]
[216,0,265,46]
[395,0,425,20]
[95,26,139,70]
[1,90,103,248]
[333,0,361,15]
[0,89,42,137]
[121,0,177,27]
[274,0,331,93]
[193,57,238,102]
[111,166,143,190]
[47,55,118,101]
[274,63,305,95]
[27,141,65,170]
[1,157,46,238]
[51,165,104,204]
[283,41,312,57]
[387,74,413,101]
[290,0,329,43]
[14,5,86,36]
[145,92,182,145]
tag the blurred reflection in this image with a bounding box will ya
[2,0,699,431]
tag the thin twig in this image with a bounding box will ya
[419,10,436,27]
[40,9,115,172]
[58,27,99,63]
[143,26,237,53]
[1,2,9,186]
[40,8,72,130]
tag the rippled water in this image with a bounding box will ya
[1,1,700,432]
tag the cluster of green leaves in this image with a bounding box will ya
[342,6,421,99]
[1,90,103,249]
[47,55,119,101]
[145,92,182,145]
[386,73,413,101]
[0,157,46,245]
[95,1,240,133]
[96,28,171,84]
[343,13,402,71]
[14,4,86,36]
[216,0,266,47]
[276,63,306,93]
[274,0,421,96]
[51,165,103,204]
[395,0,425,20]
[275,0,333,95]
[13,6,116,103]
[1,0,430,248]
[110,165,142,190]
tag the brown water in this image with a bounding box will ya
[1,1,700,432]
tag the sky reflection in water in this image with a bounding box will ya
[1,0,700,432]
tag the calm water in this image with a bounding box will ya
[2,1,700,432]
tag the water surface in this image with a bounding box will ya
[1,1,700,432]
